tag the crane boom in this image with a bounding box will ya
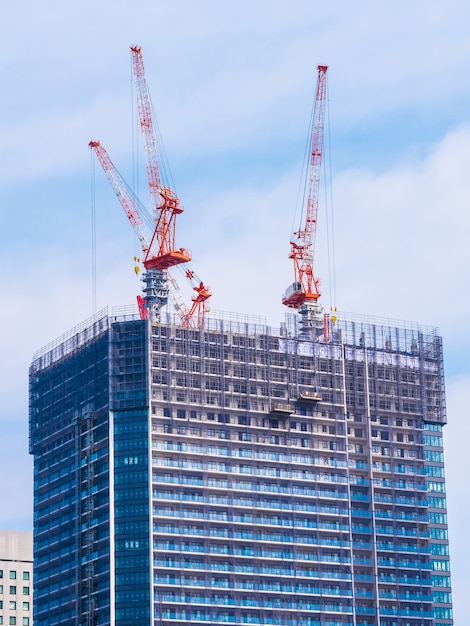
[89,140,191,271]
[89,140,151,251]
[130,45,161,215]
[283,65,328,310]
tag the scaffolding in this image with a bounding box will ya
[29,306,451,626]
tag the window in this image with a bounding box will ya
[22,602,29,610]
[424,450,444,462]
[22,620,29,626]
[434,607,452,619]
[10,601,16,610]
[9,619,15,626]
[429,511,447,525]
[423,434,443,448]
[22,587,29,596]
[427,481,446,493]
[430,543,449,556]
[428,496,446,509]
[0,570,3,579]
[430,528,448,540]
[9,586,16,595]
[239,432,251,442]
[424,422,442,432]
[9,571,16,580]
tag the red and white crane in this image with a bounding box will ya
[90,46,211,325]
[282,65,328,334]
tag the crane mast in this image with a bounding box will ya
[282,65,328,336]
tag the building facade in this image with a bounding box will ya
[0,530,33,626]
[29,306,453,625]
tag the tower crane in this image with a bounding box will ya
[90,45,211,325]
[89,139,211,326]
[282,65,328,336]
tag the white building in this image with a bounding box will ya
[0,531,33,626]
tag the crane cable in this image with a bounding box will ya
[292,93,316,238]
[325,87,337,313]
[90,148,97,315]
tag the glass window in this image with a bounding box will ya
[0,585,2,593]
[22,602,29,610]
[433,591,452,604]
[9,586,16,595]
[427,481,446,493]
[430,527,448,540]
[9,620,15,626]
[434,607,452,619]
[0,570,3,579]
[22,587,29,596]
[430,543,449,556]
[22,620,29,626]
[0,601,2,608]
[10,601,16,610]
[429,511,447,524]
[9,571,16,580]
[22,573,29,582]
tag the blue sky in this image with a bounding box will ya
[1,0,469,620]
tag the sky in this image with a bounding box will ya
[0,0,469,620]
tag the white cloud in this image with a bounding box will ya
[331,125,470,336]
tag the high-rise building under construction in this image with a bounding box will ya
[29,305,453,625]
[30,44,453,626]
